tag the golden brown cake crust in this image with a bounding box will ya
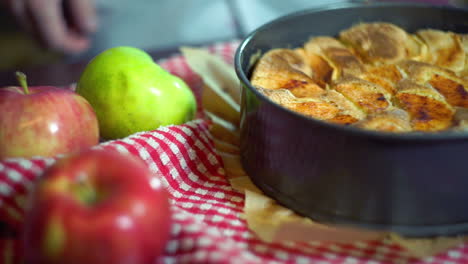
[250,22,468,133]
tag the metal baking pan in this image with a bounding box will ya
[234,1,468,237]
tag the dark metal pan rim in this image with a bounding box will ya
[234,2,468,142]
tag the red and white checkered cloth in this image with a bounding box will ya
[2,41,468,264]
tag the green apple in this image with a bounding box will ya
[76,46,197,140]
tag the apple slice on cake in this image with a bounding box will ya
[416,29,465,72]
[304,36,365,79]
[394,79,455,131]
[250,49,326,98]
[331,75,392,115]
[339,22,424,65]
[354,108,412,132]
[397,60,468,108]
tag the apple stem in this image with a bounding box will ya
[15,71,29,95]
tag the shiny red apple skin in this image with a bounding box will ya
[0,86,99,159]
[23,149,172,264]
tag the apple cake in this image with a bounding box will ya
[250,23,468,132]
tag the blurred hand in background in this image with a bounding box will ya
[1,0,97,53]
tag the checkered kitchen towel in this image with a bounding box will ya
[1,41,468,264]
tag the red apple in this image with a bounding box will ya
[0,72,99,159]
[22,149,172,264]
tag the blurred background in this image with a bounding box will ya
[0,0,466,71]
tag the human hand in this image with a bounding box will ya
[2,0,97,54]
